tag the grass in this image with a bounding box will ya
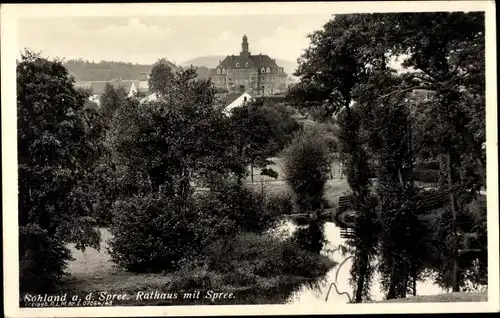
[61,228,175,293]
[246,157,349,206]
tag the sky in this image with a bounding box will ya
[17,14,333,65]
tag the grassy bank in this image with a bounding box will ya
[33,227,335,306]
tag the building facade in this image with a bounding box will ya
[209,35,288,96]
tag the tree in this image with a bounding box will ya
[148,58,174,97]
[17,50,101,292]
[100,83,127,122]
[229,102,283,183]
[383,12,486,292]
[293,13,391,302]
[283,127,331,253]
[265,103,304,150]
[293,11,486,300]
[283,127,331,212]
[106,66,233,200]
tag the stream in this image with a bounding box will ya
[272,220,446,304]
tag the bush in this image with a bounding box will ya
[108,180,289,274]
[19,224,73,293]
[108,191,231,273]
[425,196,488,290]
[265,191,295,216]
[415,160,440,170]
[206,182,283,234]
[202,232,335,279]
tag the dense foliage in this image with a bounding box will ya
[289,12,487,301]
[148,59,174,97]
[18,51,102,292]
[100,83,127,122]
[283,127,331,212]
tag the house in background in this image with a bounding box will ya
[75,79,139,106]
[223,92,254,116]
[140,92,159,104]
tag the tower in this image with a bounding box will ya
[241,34,249,56]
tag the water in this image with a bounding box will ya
[272,220,446,304]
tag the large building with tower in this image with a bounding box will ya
[209,34,289,96]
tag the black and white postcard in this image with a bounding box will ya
[1,1,498,317]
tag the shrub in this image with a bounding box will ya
[108,179,288,274]
[206,182,282,234]
[169,267,215,291]
[108,191,228,273]
[202,232,335,279]
[426,196,488,290]
[264,191,295,216]
[19,224,73,293]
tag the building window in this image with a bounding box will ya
[245,62,249,68]
[217,68,221,75]
[223,68,227,74]
[266,67,271,73]
[261,67,265,73]
[236,63,240,68]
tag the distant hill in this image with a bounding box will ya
[64,58,183,82]
[182,55,299,76]
[63,59,154,82]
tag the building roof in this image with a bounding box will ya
[75,80,137,95]
[224,92,254,115]
[223,93,244,106]
[207,35,288,77]
[213,54,287,76]
[140,92,159,104]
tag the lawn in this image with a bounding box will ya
[246,157,349,206]
[62,228,175,293]
[246,157,345,183]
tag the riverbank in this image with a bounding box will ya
[39,227,335,306]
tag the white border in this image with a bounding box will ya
[2,1,498,317]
